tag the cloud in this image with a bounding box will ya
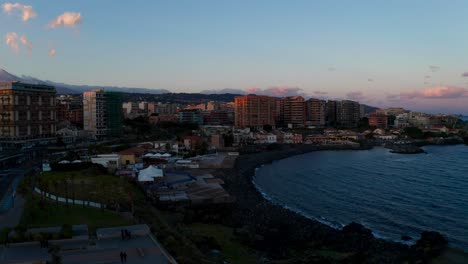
[20,35,32,52]
[314,91,328,95]
[385,94,401,103]
[368,78,373,82]
[429,65,440,72]
[346,91,366,101]
[2,3,37,21]
[201,87,307,97]
[401,86,468,99]
[48,48,56,57]
[328,67,336,71]
[5,32,19,53]
[49,12,82,28]
[200,88,245,94]
[461,72,468,77]
[245,86,306,97]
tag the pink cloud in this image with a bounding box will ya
[20,35,32,53]
[401,86,468,99]
[49,12,82,28]
[5,32,19,53]
[48,48,56,57]
[346,91,366,101]
[2,3,37,21]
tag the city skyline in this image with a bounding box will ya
[1,1,468,114]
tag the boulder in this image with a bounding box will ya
[341,222,373,238]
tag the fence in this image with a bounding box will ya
[34,187,106,209]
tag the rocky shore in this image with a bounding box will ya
[389,144,426,154]
[217,144,447,263]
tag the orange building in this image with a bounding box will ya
[234,95,276,128]
[368,113,388,129]
[283,96,306,128]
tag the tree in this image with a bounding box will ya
[404,127,424,139]
[80,180,86,208]
[70,174,76,205]
[263,124,273,132]
[52,180,59,207]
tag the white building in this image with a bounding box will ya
[91,154,120,171]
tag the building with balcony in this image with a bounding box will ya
[235,95,276,128]
[283,96,306,128]
[0,81,57,141]
[306,98,326,127]
[83,90,123,138]
[368,113,389,129]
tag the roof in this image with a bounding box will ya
[118,146,146,156]
[138,165,164,182]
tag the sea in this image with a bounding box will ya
[253,145,468,250]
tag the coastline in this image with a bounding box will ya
[218,144,412,263]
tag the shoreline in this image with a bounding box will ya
[219,144,412,263]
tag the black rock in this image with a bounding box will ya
[401,235,412,241]
[342,222,373,238]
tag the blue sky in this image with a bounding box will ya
[1,0,468,114]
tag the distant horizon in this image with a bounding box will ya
[2,1,468,114]
[2,66,468,116]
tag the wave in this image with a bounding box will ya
[252,146,468,250]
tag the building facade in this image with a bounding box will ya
[283,96,305,128]
[234,95,276,128]
[83,90,123,138]
[368,113,388,129]
[0,81,56,140]
[306,98,326,127]
[179,109,204,124]
[326,100,337,127]
[336,100,361,128]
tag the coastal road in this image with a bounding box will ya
[0,168,26,229]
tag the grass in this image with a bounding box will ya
[431,248,468,264]
[20,195,134,234]
[189,223,258,264]
[38,168,143,209]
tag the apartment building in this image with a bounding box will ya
[83,90,123,138]
[234,95,276,128]
[0,81,56,140]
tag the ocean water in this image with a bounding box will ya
[253,145,468,250]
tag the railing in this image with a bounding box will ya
[34,187,106,209]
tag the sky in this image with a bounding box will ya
[1,1,468,114]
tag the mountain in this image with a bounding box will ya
[0,68,169,95]
[0,69,21,82]
[362,104,379,114]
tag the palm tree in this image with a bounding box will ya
[37,178,45,203]
[80,180,86,208]
[52,180,59,207]
[70,173,76,205]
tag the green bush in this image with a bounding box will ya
[61,224,73,239]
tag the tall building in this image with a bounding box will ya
[234,95,276,128]
[305,98,326,127]
[368,113,388,129]
[336,100,361,128]
[83,90,123,138]
[275,98,284,127]
[283,96,305,128]
[0,81,57,140]
[326,100,337,127]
